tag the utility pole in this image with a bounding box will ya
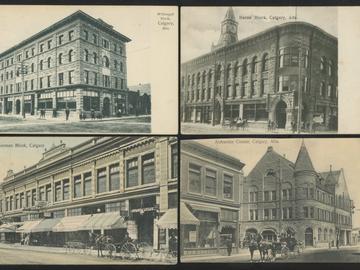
[297,47,302,133]
[278,158,282,238]
[17,61,28,119]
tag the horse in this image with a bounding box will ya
[246,233,269,262]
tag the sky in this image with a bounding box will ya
[194,138,360,228]
[0,5,152,86]
[181,6,338,62]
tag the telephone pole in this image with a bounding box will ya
[17,61,28,119]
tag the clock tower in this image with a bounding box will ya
[212,7,238,51]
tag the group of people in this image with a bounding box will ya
[38,108,71,120]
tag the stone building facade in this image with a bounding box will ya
[241,143,353,248]
[0,10,130,119]
[0,136,178,250]
[181,7,338,131]
[180,140,245,256]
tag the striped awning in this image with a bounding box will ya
[31,218,62,233]
[157,208,177,229]
[0,223,17,233]
[77,212,127,231]
[53,215,91,232]
[180,202,200,226]
[17,220,43,233]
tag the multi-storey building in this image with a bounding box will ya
[180,140,245,256]
[0,10,130,119]
[241,143,353,248]
[181,7,338,131]
[0,136,178,250]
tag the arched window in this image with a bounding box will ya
[226,64,231,78]
[196,73,200,85]
[327,84,332,97]
[262,53,269,72]
[39,60,43,70]
[320,56,326,72]
[318,228,322,242]
[215,64,222,81]
[47,57,51,68]
[93,52,98,64]
[234,62,239,77]
[114,60,118,70]
[242,58,248,76]
[328,60,333,76]
[191,74,195,86]
[103,56,109,68]
[324,228,328,241]
[251,56,257,74]
[58,53,63,65]
[84,49,89,62]
[68,50,73,62]
[320,81,325,96]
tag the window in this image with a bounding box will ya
[47,57,51,68]
[242,59,248,75]
[127,158,138,187]
[68,207,82,217]
[304,207,309,218]
[320,81,325,96]
[84,30,88,40]
[320,56,326,71]
[223,174,233,199]
[48,40,52,49]
[58,73,64,86]
[59,35,63,45]
[271,208,277,219]
[251,56,257,74]
[68,50,73,62]
[58,53,63,65]
[262,53,269,71]
[264,191,270,201]
[39,77,43,89]
[93,72,98,85]
[93,34,97,44]
[142,153,155,184]
[327,84,332,97]
[39,187,45,202]
[83,172,92,196]
[31,79,34,90]
[205,169,217,196]
[93,52,98,64]
[68,30,74,41]
[32,48,35,56]
[20,193,24,208]
[69,70,74,84]
[26,191,31,207]
[15,194,19,209]
[26,51,29,58]
[46,185,52,202]
[31,189,36,206]
[250,191,258,202]
[84,70,89,84]
[31,63,35,73]
[47,75,51,87]
[102,39,109,49]
[109,164,120,191]
[250,80,256,97]
[121,79,124,89]
[103,75,110,87]
[84,49,89,62]
[114,60,118,70]
[189,163,201,193]
[39,60,43,70]
[114,77,118,88]
[279,47,299,67]
[250,209,258,221]
[103,56,110,68]
[278,75,298,92]
[74,175,82,198]
[63,179,69,200]
[40,44,44,53]
[120,46,123,55]
[171,144,178,178]
[97,168,107,193]
[264,209,270,220]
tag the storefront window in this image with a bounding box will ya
[83,172,92,196]
[38,99,53,109]
[68,207,82,216]
[171,144,178,179]
[109,164,120,191]
[197,211,218,248]
[97,168,107,193]
[205,169,217,196]
[53,210,65,218]
[83,96,100,111]
[223,175,233,199]
[142,153,155,184]
[74,175,82,198]
[189,163,201,194]
[127,158,138,187]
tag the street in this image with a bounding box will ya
[0,115,151,133]
[0,245,174,264]
[181,122,336,134]
[181,246,360,263]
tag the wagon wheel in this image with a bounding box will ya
[281,246,289,260]
[104,243,117,259]
[121,242,138,260]
[137,242,152,258]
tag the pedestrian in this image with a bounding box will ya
[336,237,339,249]
[226,236,233,256]
[168,233,177,257]
[291,121,296,133]
[42,109,46,119]
[65,107,70,121]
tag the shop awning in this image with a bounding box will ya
[180,202,200,226]
[78,212,127,231]
[52,215,91,232]
[17,220,43,233]
[31,218,62,233]
[0,223,17,233]
[157,208,177,229]
[188,202,220,213]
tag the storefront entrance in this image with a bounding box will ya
[103,97,111,117]
[275,100,287,128]
[16,100,21,114]
[305,227,313,246]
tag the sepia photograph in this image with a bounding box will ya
[0,136,178,264]
[181,7,338,134]
[180,138,359,263]
[0,5,178,134]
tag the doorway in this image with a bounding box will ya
[275,100,287,128]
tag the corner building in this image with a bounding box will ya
[181,7,338,131]
[0,10,130,119]
[0,137,178,250]
[241,143,353,248]
[180,141,245,256]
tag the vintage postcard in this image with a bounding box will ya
[181,7,340,134]
[0,136,178,264]
[180,138,359,262]
[0,5,178,134]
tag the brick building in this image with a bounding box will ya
[180,140,245,256]
[241,142,353,248]
[0,136,178,250]
[0,10,130,119]
[181,7,338,131]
